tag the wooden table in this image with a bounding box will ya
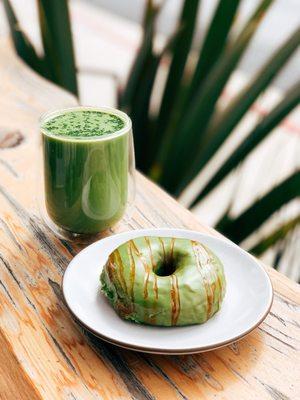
[0,41,299,400]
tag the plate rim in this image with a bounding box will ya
[62,228,274,354]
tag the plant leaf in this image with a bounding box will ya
[249,214,300,256]
[158,0,274,192]
[183,26,300,191]
[131,32,180,171]
[130,54,160,169]
[119,0,159,111]
[37,0,78,95]
[155,0,200,139]
[142,0,159,29]
[187,0,241,103]
[191,80,300,205]
[216,171,300,243]
[3,0,44,74]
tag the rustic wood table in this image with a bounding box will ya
[0,42,299,400]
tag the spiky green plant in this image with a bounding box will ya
[3,0,78,95]
[249,214,300,257]
[120,0,300,249]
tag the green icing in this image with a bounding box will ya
[42,110,125,137]
[100,237,226,326]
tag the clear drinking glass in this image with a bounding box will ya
[38,106,135,241]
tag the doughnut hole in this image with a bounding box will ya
[154,255,177,277]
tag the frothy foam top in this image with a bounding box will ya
[42,110,125,137]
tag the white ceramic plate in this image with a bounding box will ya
[62,228,273,354]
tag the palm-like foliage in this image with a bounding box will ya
[4,0,300,254]
[249,214,300,257]
[121,0,300,248]
[3,0,77,95]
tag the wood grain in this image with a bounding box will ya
[0,39,299,400]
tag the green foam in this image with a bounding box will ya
[42,110,125,138]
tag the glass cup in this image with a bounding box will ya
[38,106,135,241]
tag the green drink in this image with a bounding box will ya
[40,107,134,237]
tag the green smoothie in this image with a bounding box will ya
[41,108,131,235]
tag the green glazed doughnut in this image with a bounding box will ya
[100,236,226,326]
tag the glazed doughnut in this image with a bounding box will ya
[100,236,226,326]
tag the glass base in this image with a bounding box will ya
[43,215,107,244]
[40,204,135,244]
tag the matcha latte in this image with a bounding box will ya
[41,107,133,236]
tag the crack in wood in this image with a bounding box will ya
[0,158,19,178]
[271,303,300,328]
[0,253,23,290]
[125,219,141,230]
[28,216,69,273]
[256,378,291,400]
[0,254,38,312]
[229,343,240,355]
[170,354,224,391]
[140,355,189,400]
[135,206,156,228]
[0,279,17,306]
[43,325,76,373]
[288,319,300,328]
[68,394,78,400]
[25,294,37,311]
[0,217,23,251]
[274,293,299,311]
[48,278,64,303]
[193,355,224,391]
[59,239,77,257]
[259,327,297,350]
[129,215,144,229]
[215,355,249,385]
[268,344,288,357]
[170,355,198,375]
[263,322,298,342]
[269,311,287,327]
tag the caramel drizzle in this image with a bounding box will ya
[153,275,158,300]
[215,258,226,308]
[130,240,150,299]
[192,241,214,319]
[127,242,136,302]
[107,255,124,295]
[201,245,218,311]
[199,244,216,316]
[107,257,116,282]
[158,237,166,264]
[169,238,175,260]
[113,250,128,294]
[210,256,221,309]
[144,237,159,300]
[201,244,225,310]
[144,237,156,269]
[216,275,223,310]
[170,274,180,325]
